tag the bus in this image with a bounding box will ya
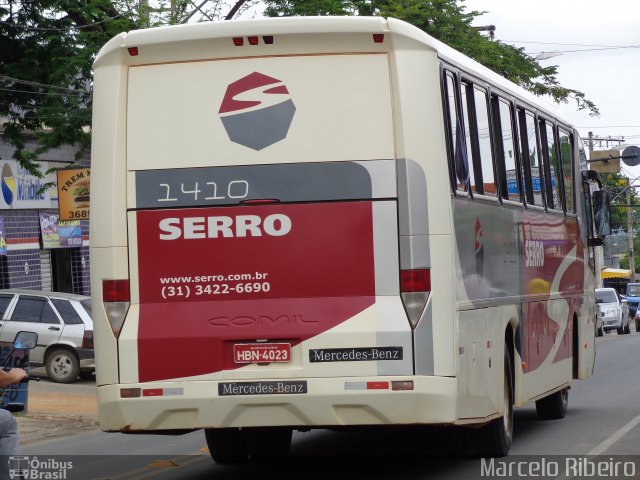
[90,16,611,460]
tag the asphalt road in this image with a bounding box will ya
[18,330,640,480]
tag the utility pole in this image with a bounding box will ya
[588,132,636,281]
[584,131,625,151]
[628,185,636,281]
[139,0,149,27]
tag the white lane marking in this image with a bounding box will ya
[588,411,640,455]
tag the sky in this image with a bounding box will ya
[463,0,640,175]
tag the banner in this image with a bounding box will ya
[0,160,58,209]
[39,212,82,249]
[57,167,90,221]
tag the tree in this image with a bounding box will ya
[2,0,599,175]
[263,0,598,115]
[0,0,255,177]
[599,172,640,231]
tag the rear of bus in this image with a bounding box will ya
[90,17,457,452]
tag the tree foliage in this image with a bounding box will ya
[0,0,255,176]
[264,0,599,115]
[1,0,599,176]
[599,172,640,232]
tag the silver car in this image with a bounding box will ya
[595,287,630,335]
[0,289,94,383]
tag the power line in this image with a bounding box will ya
[579,126,640,129]
[505,39,638,48]
[528,45,640,55]
[0,75,89,94]
[0,12,127,32]
[0,87,84,97]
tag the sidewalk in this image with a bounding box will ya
[16,386,99,446]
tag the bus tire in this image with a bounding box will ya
[535,388,568,420]
[472,346,513,457]
[204,428,249,464]
[245,427,292,462]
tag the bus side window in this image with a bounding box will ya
[493,96,520,202]
[558,128,575,213]
[443,71,471,193]
[540,119,563,211]
[460,81,480,194]
[472,85,497,197]
[517,109,545,208]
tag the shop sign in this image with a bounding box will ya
[39,212,82,249]
[57,167,90,221]
[0,160,57,209]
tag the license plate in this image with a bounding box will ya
[233,343,291,364]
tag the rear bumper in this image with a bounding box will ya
[97,376,458,431]
[602,315,623,330]
[78,348,95,370]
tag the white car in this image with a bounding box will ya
[595,287,630,335]
[0,290,94,383]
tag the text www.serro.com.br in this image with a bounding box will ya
[159,272,269,285]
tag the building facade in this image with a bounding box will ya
[0,135,91,295]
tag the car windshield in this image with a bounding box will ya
[627,285,640,296]
[596,290,618,304]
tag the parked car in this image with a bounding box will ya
[595,287,630,335]
[625,283,640,319]
[595,306,604,337]
[0,290,94,383]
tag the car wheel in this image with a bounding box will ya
[597,326,604,337]
[636,318,640,332]
[45,348,80,383]
[624,323,631,334]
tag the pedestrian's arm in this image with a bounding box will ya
[0,368,26,387]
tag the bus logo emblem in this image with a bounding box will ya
[219,72,296,151]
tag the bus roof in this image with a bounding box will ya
[94,16,568,125]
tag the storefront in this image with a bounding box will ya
[601,268,632,295]
[0,159,90,294]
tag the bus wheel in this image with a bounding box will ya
[245,427,292,462]
[535,388,568,420]
[204,428,249,464]
[472,346,513,457]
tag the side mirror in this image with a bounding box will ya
[13,331,37,350]
[593,190,612,237]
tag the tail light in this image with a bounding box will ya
[102,279,130,338]
[400,269,430,329]
[82,330,94,349]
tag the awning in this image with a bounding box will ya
[601,268,631,279]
